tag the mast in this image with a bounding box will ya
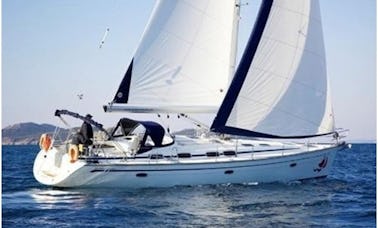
[229,0,242,82]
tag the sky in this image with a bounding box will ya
[2,0,376,141]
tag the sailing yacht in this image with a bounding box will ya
[34,0,348,188]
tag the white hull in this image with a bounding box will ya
[33,136,346,188]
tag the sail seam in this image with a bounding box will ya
[133,59,225,100]
[182,0,234,28]
[235,94,328,130]
[250,67,327,94]
[141,28,233,65]
[274,9,322,24]
[273,4,322,23]
[261,35,326,61]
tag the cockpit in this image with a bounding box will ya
[111,118,174,153]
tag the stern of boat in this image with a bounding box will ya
[33,146,86,187]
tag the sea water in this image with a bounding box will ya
[2,144,376,227]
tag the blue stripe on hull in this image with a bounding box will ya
[88,151,328,173]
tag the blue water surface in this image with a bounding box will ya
[2,144,376,227]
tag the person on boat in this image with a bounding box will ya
[72,114,94,147]
[333,131,340,142]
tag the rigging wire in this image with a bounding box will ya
[179,114,210,131]
[58,116,71,129]
[157,114,173,137]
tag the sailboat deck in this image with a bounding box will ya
[82,135,334,165]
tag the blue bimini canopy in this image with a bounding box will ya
[113,118,166,147]
[139,121,165,147]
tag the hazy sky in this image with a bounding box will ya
[2,0,376,140]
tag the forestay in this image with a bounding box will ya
[107,0,239,113]
[212,0,335,138]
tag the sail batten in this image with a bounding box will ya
[211,0,335,138]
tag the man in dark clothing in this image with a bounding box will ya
[80,114,93,146]
[72,114,94,146]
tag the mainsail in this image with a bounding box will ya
[106,0,335,138]
[211,0,335,138]
[106,0,240,113]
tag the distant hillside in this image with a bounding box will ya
[173,128,197,137]
[2,122,68,145]
[2,123,199,145]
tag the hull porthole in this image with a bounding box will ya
[224,170,234,175]
[136,173,148,177]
